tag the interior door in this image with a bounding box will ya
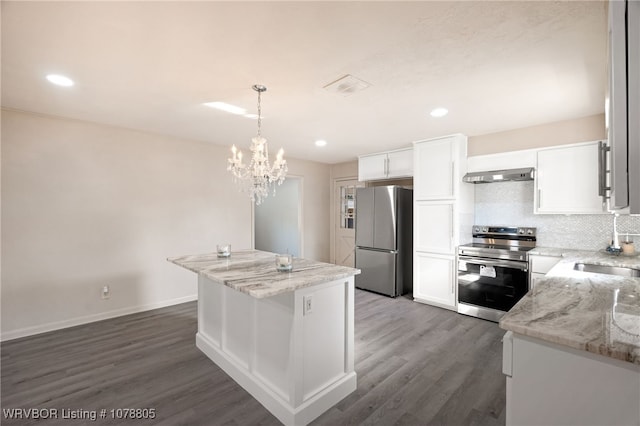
[254,177,302,256]
[334,179,363,267]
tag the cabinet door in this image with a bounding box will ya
[529,255,561,274]
[530,272,547,289]
[415,201,454,254]
[535,142,605,214]
[387,148,413,178]
[358,154,387,181]
[413,252,456,310]
[414,139,455,200]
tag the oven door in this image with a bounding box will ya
[457,255,529,319]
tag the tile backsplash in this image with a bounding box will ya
[473,181,640,250]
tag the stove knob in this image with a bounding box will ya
[527,229,534,235]
[474,226,480,233]
[482,227,488,232]
[518,229,525,235]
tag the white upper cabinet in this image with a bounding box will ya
[413,138,456,200]
[357,147,413,181]
[386,148,413,178]
[535,141,606,214]
[358,154,387,181]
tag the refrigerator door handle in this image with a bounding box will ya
[355,246,398,254]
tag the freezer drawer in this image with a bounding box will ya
[355,248,397,297]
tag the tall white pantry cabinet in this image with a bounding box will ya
[413,134,474,310]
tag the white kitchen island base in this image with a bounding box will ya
[196,273,356,426]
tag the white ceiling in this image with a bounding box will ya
[1,1,607,164]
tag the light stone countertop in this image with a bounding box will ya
[500,250,640,364]
[168,249,361,299]
[528,246,577,257]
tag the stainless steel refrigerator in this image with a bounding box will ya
[355,186,413,297]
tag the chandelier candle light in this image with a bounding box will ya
[227,84,287,205]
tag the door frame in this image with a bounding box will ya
[330,176,362,264]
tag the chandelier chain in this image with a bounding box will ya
[257,90,262,138]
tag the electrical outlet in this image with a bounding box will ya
[101,285,110,300]
[303,295,313,315]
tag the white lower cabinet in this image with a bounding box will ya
[529,254,562,289]
[504,332,640,426]
[413,252,456,310]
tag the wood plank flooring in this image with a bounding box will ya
[1,290,506,425]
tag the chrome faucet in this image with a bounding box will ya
[611,213,620,249]
[610,213,640,251]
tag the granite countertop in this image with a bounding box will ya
[168,249,361,299]
[528,246,577,257]
[500,250,640,365]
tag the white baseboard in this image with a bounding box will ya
[0,294,198,342]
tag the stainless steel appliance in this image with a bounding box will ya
[605,0,639,213]
[355,186,413,297]
[462,168,534,184]
[457,225,536,322]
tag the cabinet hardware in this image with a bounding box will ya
[451,162,455,195]
[450,207,455,241]
[451,262,455,294]
[598,141,611,199]
[537,188,541,209]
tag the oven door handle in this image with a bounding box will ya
[458,257,529,272]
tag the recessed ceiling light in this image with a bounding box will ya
[430,107,449,118]
[204,102,246,115]
[46,74,74,87]
[315,140,327,147]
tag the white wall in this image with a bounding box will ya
[468,113,605,156]
[1,109,330,340]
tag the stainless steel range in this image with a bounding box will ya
[457,225,537,322]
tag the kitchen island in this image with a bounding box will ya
[168,250,360,426]
[500,251,640,426]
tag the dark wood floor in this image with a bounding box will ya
[1,290,506,425]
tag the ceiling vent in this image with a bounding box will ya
[323,74,371,96]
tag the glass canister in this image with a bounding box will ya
[275,254,293,272]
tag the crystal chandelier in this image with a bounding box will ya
[227,84,287,205]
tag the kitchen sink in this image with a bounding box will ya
[573,263,640,278]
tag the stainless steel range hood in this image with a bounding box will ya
[462,168,535,184]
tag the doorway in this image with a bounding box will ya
[254,176,302,257]
[334,179,364,267]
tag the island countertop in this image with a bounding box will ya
[168,249,361,299]
[499,250,640,365]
